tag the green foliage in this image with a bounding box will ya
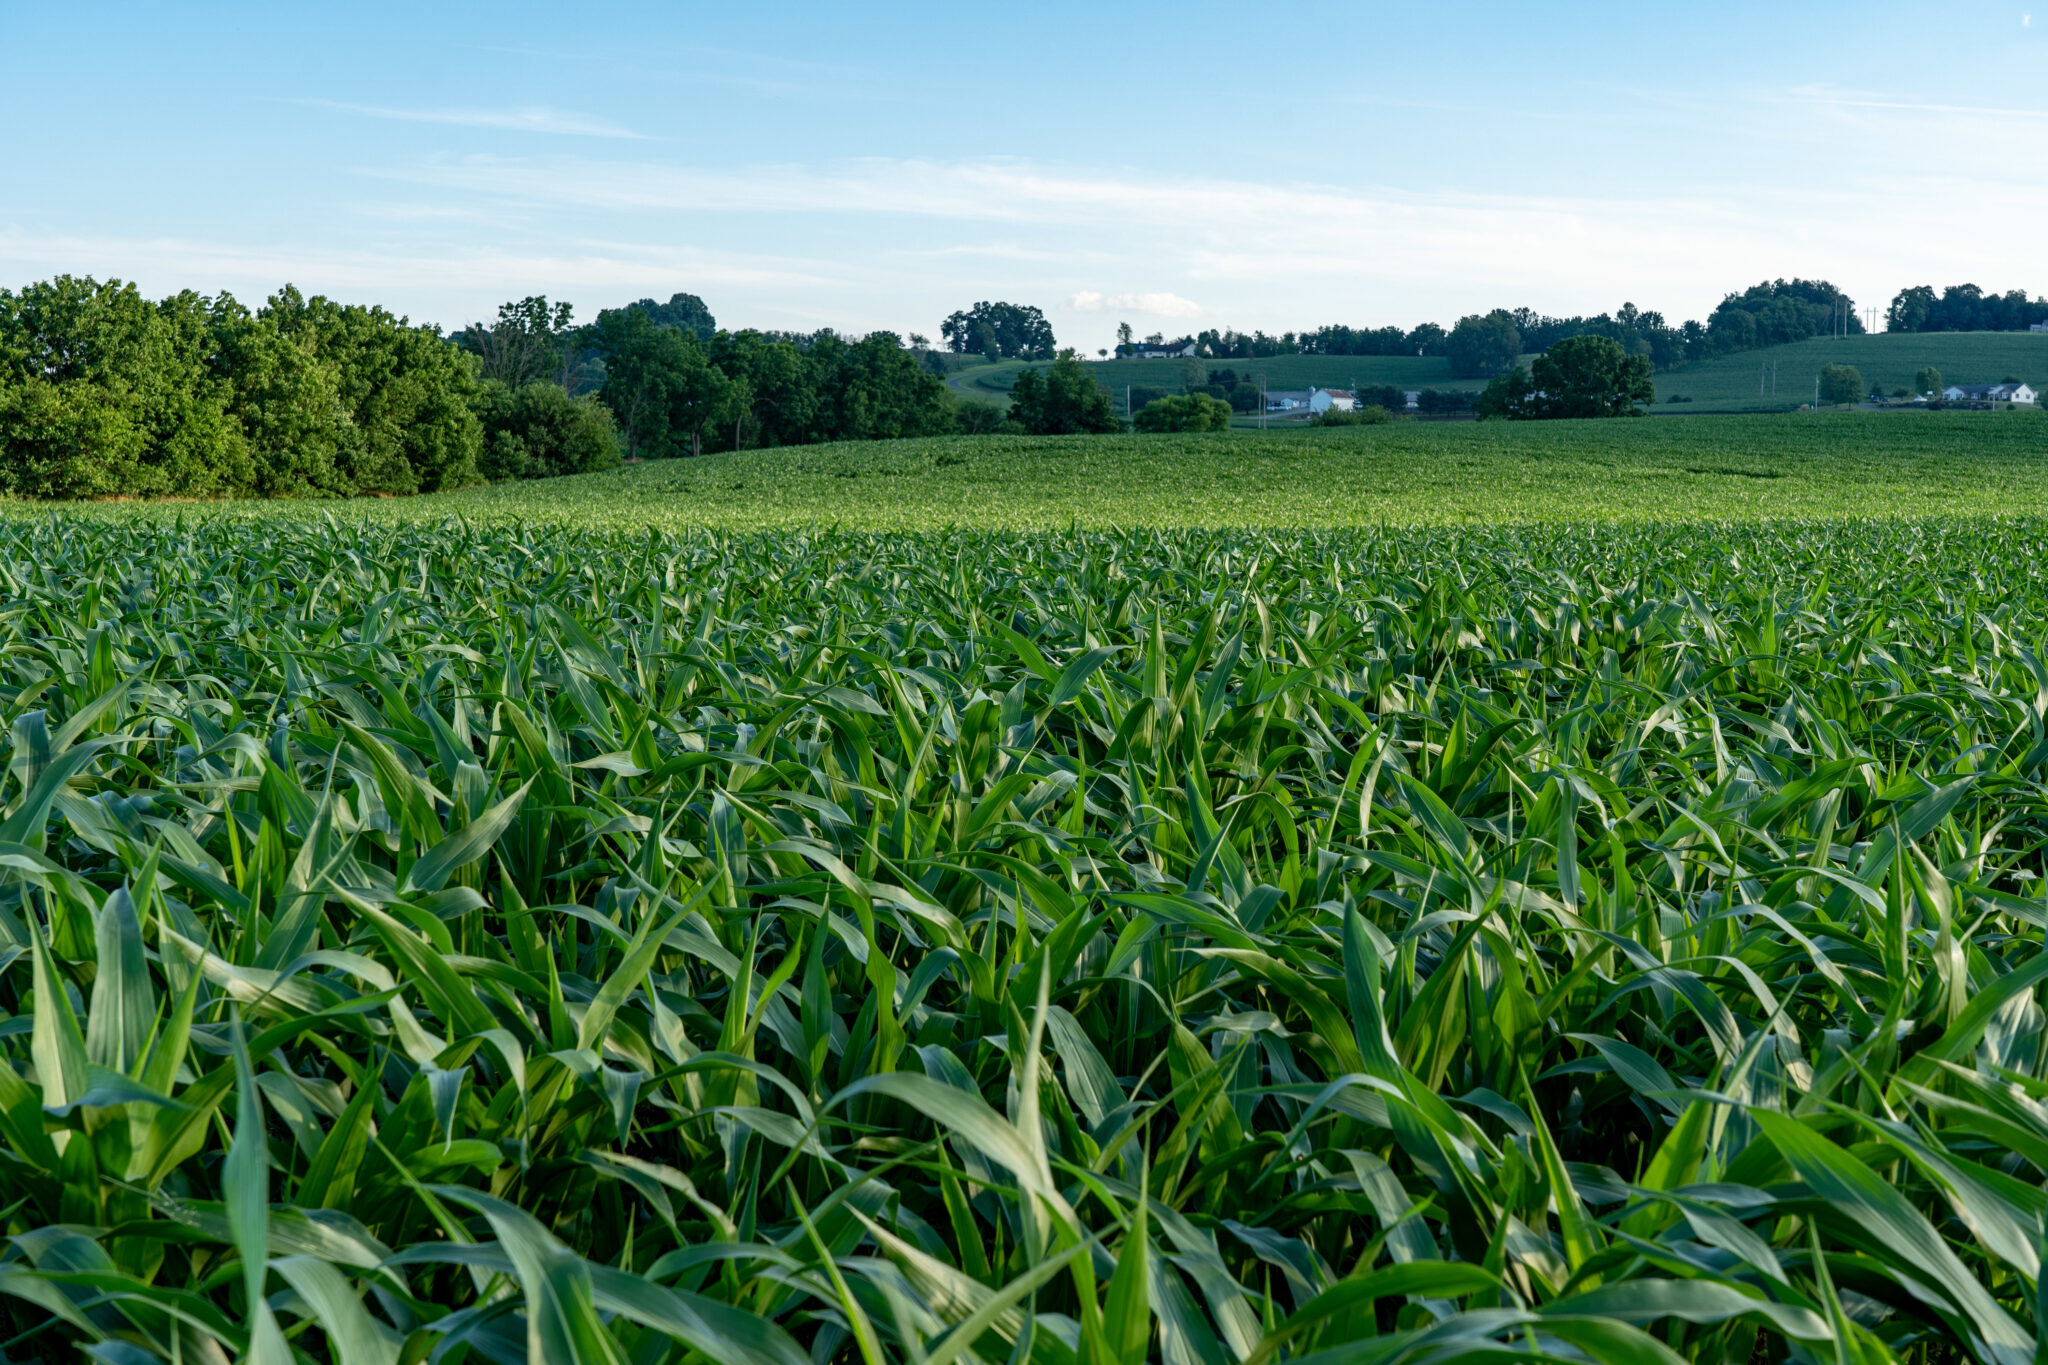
[941,300,1056,360]
[1888,282,2048,333]
[1131,392,1232,432]
[10,510,2048,1362]
[1008,351,1122,434]
[252,285,484,494]
[475,380,623,480]
[362,412,2048,532]
[950,398,1013,434]
[1446,308,1523,378]
[459,295,578,389]
[1819,362,1865,406]
[808,331,956,442]
[0,276,484,498]
[1312,402,1394,426]
[1918,365,1945,396]
[626,291,717,338]
[1480,335,1655,420]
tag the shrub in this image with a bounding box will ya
[951,399,1014,434]
[475,379,622,480]
[1132,393,1233,432]
[1817,363,1864,406]
[1313,403,1393,426]
[1009,351,1121,434]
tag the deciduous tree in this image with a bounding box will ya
[1008,351,1120,434]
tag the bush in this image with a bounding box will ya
[476,380,622,480]
[1009,352,1121,434]
[1478,336,1653,420]
[1132,393,1233,432]
[1817,363,1864,406]
[1313,403,1393,426]
[951,399,1013,434]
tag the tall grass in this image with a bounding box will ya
[4,513,2048,1362]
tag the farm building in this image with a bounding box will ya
[2031,321,2048,333]
[1125,339,1198,358]
[1942,382,2038,403]
[1263,386,1357,414]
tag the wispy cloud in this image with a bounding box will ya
[358,150,2048,322]
[0,228,831,322]
[1069,290,1201,318]
[1779,85,2048,122]
[296,100,647,139]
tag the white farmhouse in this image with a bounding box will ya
[1944,382,2038,404]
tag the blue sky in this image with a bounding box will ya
[3,1,2044,351]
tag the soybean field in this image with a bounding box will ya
[389,411,2048,532]
[8,508,2048,1363]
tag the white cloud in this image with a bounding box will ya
[1069,290,1202,317]
[1781,85,2048,122]
[296,100,647,139]
[0,229,831,325]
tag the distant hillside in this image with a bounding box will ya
[1651,333,2048,412]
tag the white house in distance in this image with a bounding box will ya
[1264,386,1356,414]
[2031,320,2048,333]
[1942,381,2039,403]
[1128,338,1198,358]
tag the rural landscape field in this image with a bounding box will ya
[3,409,2048,1365]
[12,3,2048,1362]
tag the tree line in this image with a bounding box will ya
[1125,278,1868,379]
[0,276,489,499]
[1886,284,2048,334]
[0,278,1042,499]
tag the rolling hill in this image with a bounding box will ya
[1651,332,2048,411]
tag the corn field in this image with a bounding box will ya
[7,512,2048,1363]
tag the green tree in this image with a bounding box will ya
[951,399,1012,434]
[1445,310,1523,378]
[1132,393,1232,432]
[0,276,252,498]
[459,296,575,389]
[941,302,1057,360]
[809,331,955,442]
[627,292,716,338]
[583,306,692,458]
[1915,365,1943,396]
[1008,351,1121,434]
[474,380,621,480]
[1117,321,1133,350]
[260,285,483,493]
[1478,335,1654,420]
[1818,363,1864,406]
[706,330,818,449]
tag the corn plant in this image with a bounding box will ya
[5,513,2048,1363]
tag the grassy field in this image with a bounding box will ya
[17,419,2048,1363]
[949,354,1491,410]
[1654,332,2048,412]
[231,410,2048,531]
